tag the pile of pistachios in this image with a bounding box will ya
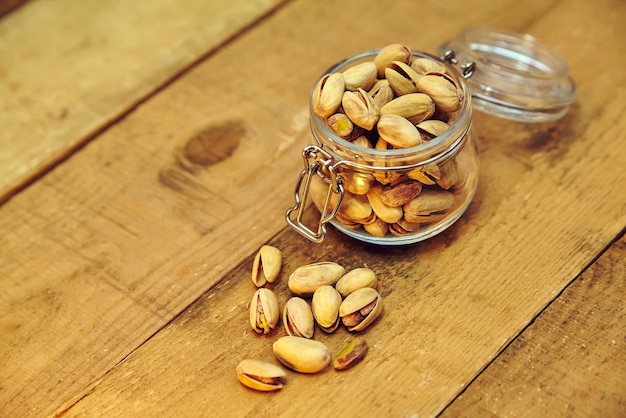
[309,43,473,238]
[236,245,381,392]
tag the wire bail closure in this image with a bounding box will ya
[285,145,345,243]
[441,49,475,79]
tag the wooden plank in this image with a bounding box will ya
[35,0,625,416]
[0,0,282,202]
[440,233,626,417]
[0,0,28,18]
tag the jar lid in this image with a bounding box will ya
[438,27,576,122]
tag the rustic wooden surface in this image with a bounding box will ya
[1,0,625,417]
[0,0,282,202]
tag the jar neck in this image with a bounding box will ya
[309,50,473,170]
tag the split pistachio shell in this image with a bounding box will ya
[416,120,450,139]
[380,180,423,207]
[337,192,373,223]
[342,61,377,91]
[335,267,377,297]
[403,188,455,223]
[377,114,424,149]
[363,217,389,237]
[373,43,412,77]
[312,285,342,333]
[385,61,421,96]
[342,88,380,130]
[313,73,345,118]
[333,337,368,370]
[380,93,435,125]
[236,359,286,391]
[410,57,447,76]
[369,80,394,108]
[288,262,345,297]
[273,336,331,373]
[283,297,315,338]
[251,245,282,287]
[249,288,279,334]
[416,73,462,112]
[366,183,403,224]
[339,287,383,332]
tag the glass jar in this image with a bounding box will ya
[286,28,575,246]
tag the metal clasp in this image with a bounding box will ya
[442,49,475,78]
[285,145,345,243]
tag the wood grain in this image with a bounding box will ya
[1,0,625,416]
[0,0,282,202]
[440,233,626,417]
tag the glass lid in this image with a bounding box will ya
[438,27,576,122]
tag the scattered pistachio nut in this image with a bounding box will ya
[288,261,345,297]
[283,296,315,339]
[311,285,342,333]
[251,245,282,287]
[236,359,286,392]
[333,337,369,370]
[273,336,331,373]
[335,267,377,297]
[249,288,279,334]
[339,287,383,332]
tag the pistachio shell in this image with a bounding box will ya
[342,61,377,91]
[339,287,382,332]
[288,262,345,297]
[369,80,395,108]
[327,112,354,138]
[342,170,375,195]
[249,288,279,334]
[236,359,286,391]
[283,297,315,339]
[251,245,282,287]
[273,336,331,373]
[363,217,389,237]
[333,337,368,370]
[380,180,423,207]
[380,93,435,124]
[366,183,403,224]
[377,114,424,149]
[373,43,412,77]
[342,88,380,130]
[416,120,450,139]
[337,192,373,223]
[312,285,342,333]
[335,267,377,297]
[385,61,421,96]
[416,73,462,112]
[403,188,455,223]
[313,73,346,118]
[410,57,447,76]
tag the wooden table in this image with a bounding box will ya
[1,0,624,416]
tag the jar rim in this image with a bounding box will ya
[309,49,473,166]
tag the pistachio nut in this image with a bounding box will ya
[435,154,469,190]
[309,175,341,214]
[410,57,447,76]
[313,72,345,118]
[372,166,404,186]
[366,183,403,224]
[333,337,368,370]
[385,61,421,96]
[407,164,440,185]
[283,296,315,339]
[339,287,383,332]
[236,359,286,392]
[342,88,380,130]
[403,188,455,223]
[335,213,363,229]
[416,73,462,112]
[380,93,435,125]
[311,285,342,333]
[363,217,389,237]
[342,170,375,195]
[373,43,412,77]
[327,112,354,138]
[389,219,422,236]
[273,336,331,373]
[337,191,373,223]
[369,79,394,108]
[288,261,345,297]
[416,119,450,140]
[377,114,424,149]
[335,267,377,297]
[249,288,279,334]
[251,245,282,287]
[352,135,373,149]
[380,180,423,207]
[342,61,377,91]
